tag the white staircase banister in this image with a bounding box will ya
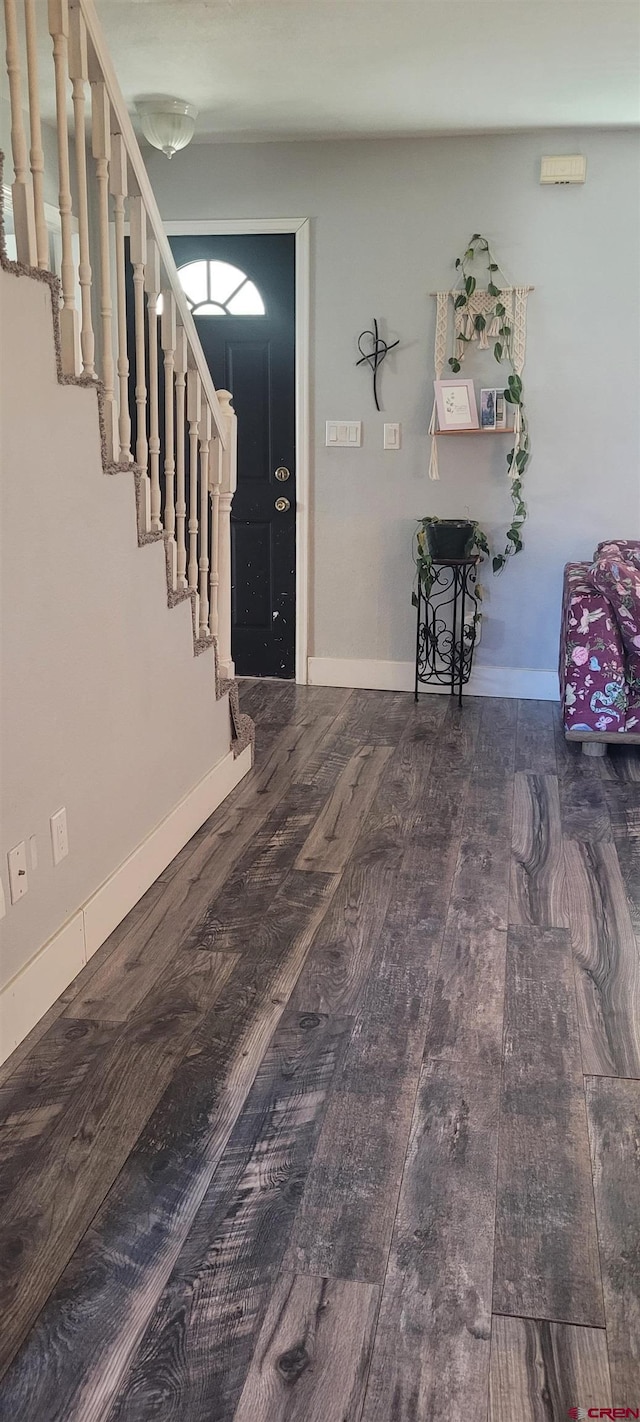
[3,0,234,684]
[76,0,227,449]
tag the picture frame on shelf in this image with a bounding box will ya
[434,378,479,431]
[480,388,497,430]
[495,390,507,429]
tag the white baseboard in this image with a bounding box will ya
[308,657,559,702]
[83,745,251,958]
[0,744,252,1067]
[0,913,86,1064]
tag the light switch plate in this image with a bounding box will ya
[384,422,401,449]
[326,421,362,448]
[8,841,28,903]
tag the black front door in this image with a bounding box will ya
[168,233,296,678]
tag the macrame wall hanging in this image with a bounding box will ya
[428,235,533,572]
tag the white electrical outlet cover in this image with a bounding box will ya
[8,842,28,903]
[51,807,69,865]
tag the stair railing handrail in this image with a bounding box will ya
[77,0,226,448]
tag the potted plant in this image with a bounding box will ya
[421,516,477,562]
[414,517,490,601]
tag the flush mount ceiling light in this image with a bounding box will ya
[136,98,198,159]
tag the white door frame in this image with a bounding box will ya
[163,217,311,684]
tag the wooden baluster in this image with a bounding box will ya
[109,131,131,462]
[145,236,162,531]
[187,370,202,626]
[24,0,49,268]
[4,0,36,264]
[209,433,221,638]
[161,291,177,589]
[174,326,188,589]
[129,196,149,528]
[48,0,78,374]
[89,76,116,455]
[68,2,94,377]
[216,390,237,678]
[198,404,211,638]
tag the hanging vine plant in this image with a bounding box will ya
[432,234,531,574]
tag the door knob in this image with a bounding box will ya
[274,497,291,512]
[275,466,291,482]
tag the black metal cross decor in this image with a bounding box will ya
[356,318,399,411]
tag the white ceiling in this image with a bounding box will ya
[93,0,640,143]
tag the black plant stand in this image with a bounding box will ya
[414,556,480,707]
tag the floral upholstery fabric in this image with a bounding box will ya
[560,563,629,734]
[590,554,640,699]
[595,540,640,571]
[560,540,640,736]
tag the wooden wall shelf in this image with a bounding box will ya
[434,428,515,437]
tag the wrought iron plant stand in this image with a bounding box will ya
[414,556,480,707]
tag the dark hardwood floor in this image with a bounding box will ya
[0,683,639,1420]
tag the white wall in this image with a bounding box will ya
[0,267,236,1002]
[147,130,640,687]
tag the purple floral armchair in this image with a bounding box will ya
[559,540,640,748]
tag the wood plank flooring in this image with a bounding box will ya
[0,684,638,1419]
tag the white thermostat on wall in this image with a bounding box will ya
[540,155,586,185]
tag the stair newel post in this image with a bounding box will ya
[174,325,188,589]
[217,390,237,679]
[3,0,37,264]
[161,290,177,590]
[129,195,149,524]
[23,0,49,268]
[89,75,116,456]
[68,1,95,377]
[48,0,79,374]
[198,403,211,638]
[109,130,131,462]
[209,432,221,639]
[186,368,202,623]
[145,236,162,532]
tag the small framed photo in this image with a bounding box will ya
[494,390,507,429]
[434,379,479,431]
[480,388,497,429]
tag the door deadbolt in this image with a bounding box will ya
[274,497,291,512]
[275,466,291,482]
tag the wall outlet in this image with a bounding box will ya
[8,842,28,903]
[51,807,69,865]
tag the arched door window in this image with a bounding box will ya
[177,259,265,316]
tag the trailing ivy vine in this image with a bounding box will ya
[448,234,530,574]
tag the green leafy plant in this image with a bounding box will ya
[447,234,530,573]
